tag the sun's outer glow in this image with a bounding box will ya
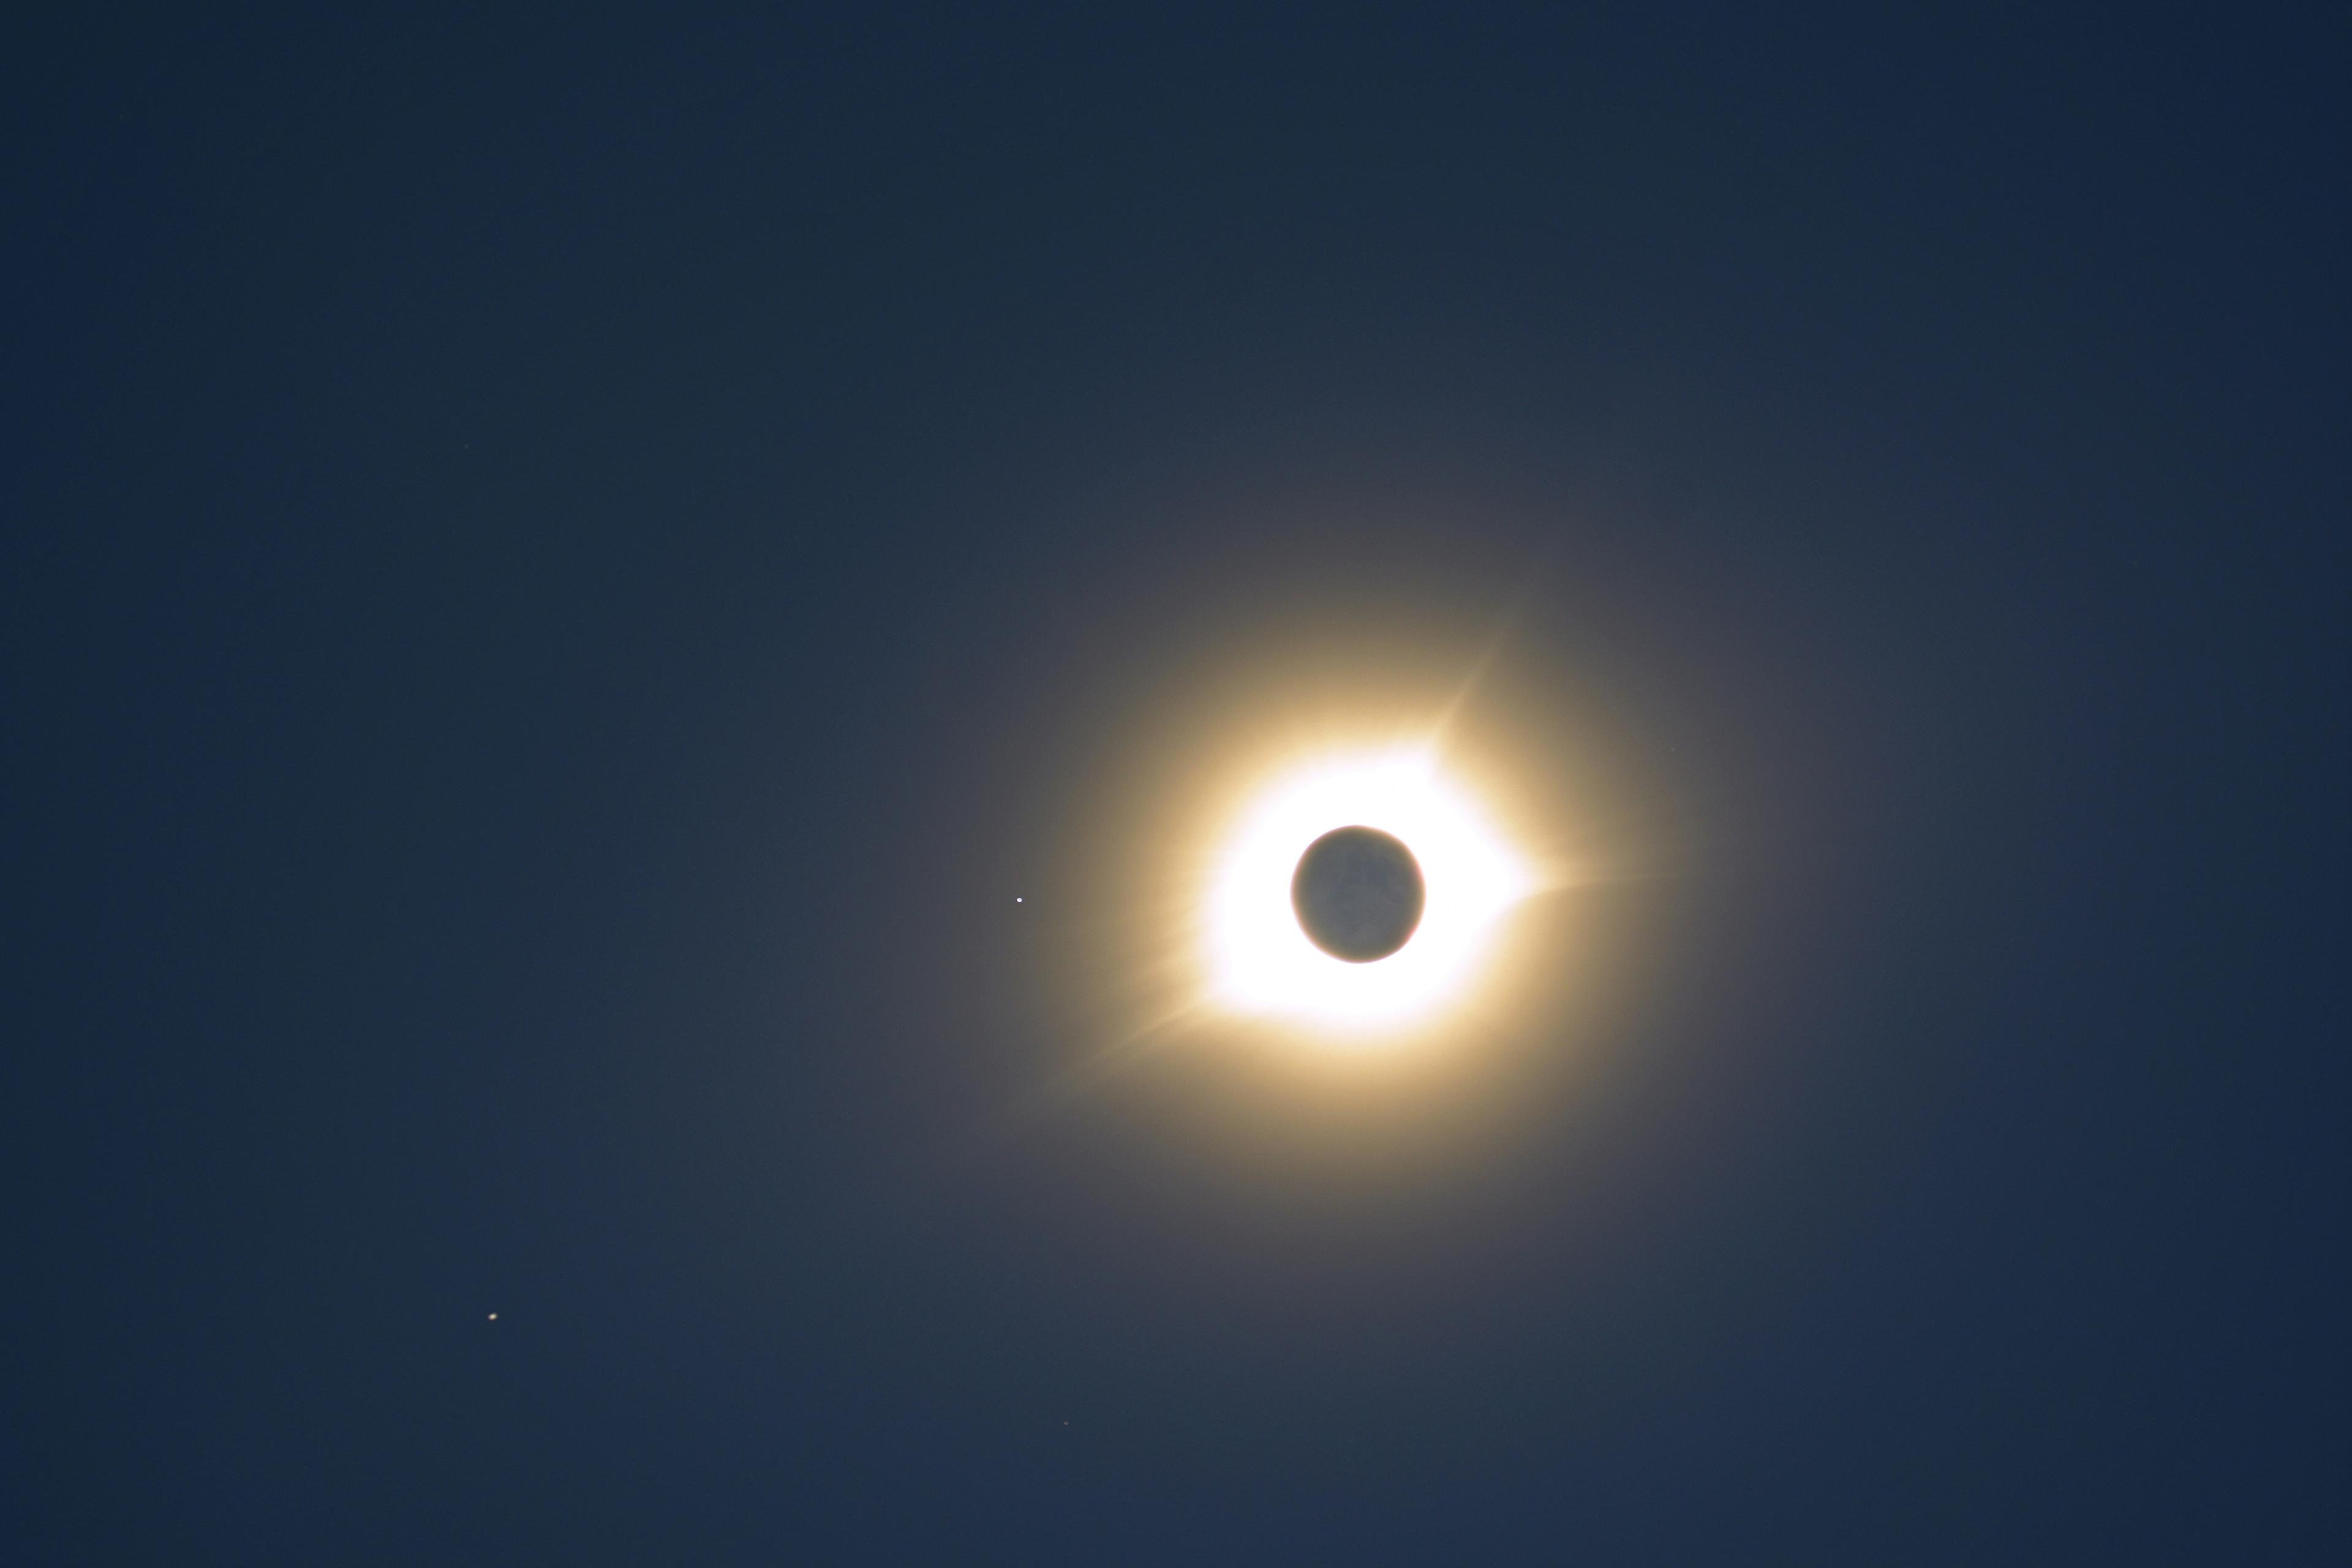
[1202,748,1532,1038]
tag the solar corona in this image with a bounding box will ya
[1200,747,1534,1040]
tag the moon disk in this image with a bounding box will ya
[1291,826,1426,962]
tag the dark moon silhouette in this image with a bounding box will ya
[1291,825,1426,962]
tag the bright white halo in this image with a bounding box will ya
[1202,748,1532,1038]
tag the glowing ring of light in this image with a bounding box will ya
[1201,748,1532,1038]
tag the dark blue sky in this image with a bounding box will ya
[6,6,2342,1561]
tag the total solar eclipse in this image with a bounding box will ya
[1204,748,1528,1033]
[1290,825,1427,962]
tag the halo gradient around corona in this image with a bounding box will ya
[1202,748,1532,1036]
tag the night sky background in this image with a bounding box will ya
[7,7,2343,1561]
